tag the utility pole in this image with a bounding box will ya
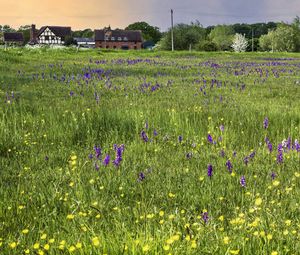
[252,29,254,52]
[171,9,174,51]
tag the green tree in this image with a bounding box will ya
[291,16,300,52]
[259,24,297,52]
[209,25,235,51]
[125,21,161,43]
[18,25,31,44]
[259,30,275,51]
[0,25,15,32]
[160,22,206,50]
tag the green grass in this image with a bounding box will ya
[0,48,300,255]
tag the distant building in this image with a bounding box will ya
[29,24,71,45]
[94,27,142,50]
[3,32,24,45]
[74,37,95,48]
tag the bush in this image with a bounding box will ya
[197,40,218,51]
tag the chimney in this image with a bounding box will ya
[30,24,37,44]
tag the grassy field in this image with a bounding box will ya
[0,48,300,255]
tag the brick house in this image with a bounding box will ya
[94,27,142,49]
[29,24,71,45]
[3,32,24,45]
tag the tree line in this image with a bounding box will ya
[1,17,300,52]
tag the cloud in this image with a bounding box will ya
[0,0,298,30]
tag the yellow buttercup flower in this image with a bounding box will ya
[255,197,262,206]
[33,243,40,250]
[92,237,100,247]
[22,229,29,234]
[223,236,230,244]
[69,246,76,252]
[142,244,150,252]
[9,242,17,249]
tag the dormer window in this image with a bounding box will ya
[124,37,128,41]
[118,37,122,41]
[111,37,115,41]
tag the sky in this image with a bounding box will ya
[0,0,299,31]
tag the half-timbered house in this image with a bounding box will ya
[30,24,71,45]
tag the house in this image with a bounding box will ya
[94,27,142,50]
[30,24,71,45]
[3,32,24,45]
[74,37,95,48]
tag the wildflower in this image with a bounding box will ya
[163,245,170,251]
[226,160,233,173]
[277,144,283,164]
[40,234,46,239]
[103,154,110,166]
[267,234,273,240]
[186,152,192,159]
[229,250,240,255]
[271,172,276,180]
[153,129,158,136]
[223,236,230,244]
[240,176,246,187]
[267,142,273,153]
[66,214,75,220]
[22,229,29,234]
[220,125,224,132]
[44,244,50,250]
[178,135,183,143]
[207,134,213,143]
[202,212,209,224]
[138,172,146,182]
[69,246,76,252]
[271,252,278,255]
[207,164,213,178]
[142,244,150,252]
[92,237,100,247]
[218,215,224,221]
[33,243,40,249]
[220,149,225,157]
[168,192,175,198]
[263,117,269,129]
[113,145,124,167]
[94,146,101,159]
[191,240,197,248]
[255,198,262,207]
[95,163,99,171]
[272,180,280,187]
[140,130,149,142]
[9,242,17,249]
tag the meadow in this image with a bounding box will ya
[0,47,300,255]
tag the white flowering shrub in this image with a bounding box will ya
[232,33,248,52]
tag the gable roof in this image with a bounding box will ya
[37,26,71,38]
[3,32,24,42]
[94,29,142,42]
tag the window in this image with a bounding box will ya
[118,37,122,41]
[45,36,49,40]
[124,37,128,41]
[111,37,115,41]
